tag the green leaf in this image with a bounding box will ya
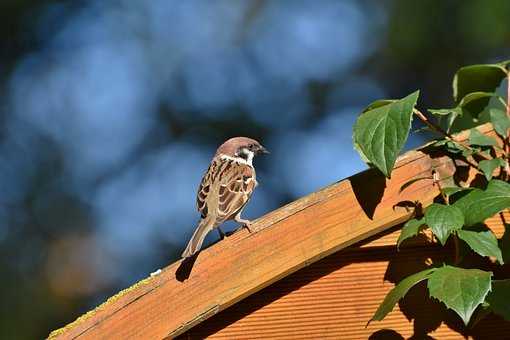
[429,108,463,133]
[424,204,464,245]
[454,179,510,226]
[457,92,499,107]
[397,218,426,249]
[502,224,510,264]
[353,91,419,178]
[470,302,492,328]
[429,108,457,116]
[497,60,510,69]
[448,110,489,134]
[362,99,396,113]
[486,279,510,321]
[441,186,471,197]
[427,265,492,325]
[428,92,500,131]
[478,158,506,181]
[490,108,510,138]
[369,268,436,323]
[453,64,507,103]
[434,140,471,155]
[469,128,498,146]
[442,187,475,204]
[457,230,504,264]
[463,92,505,120]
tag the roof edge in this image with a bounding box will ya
[49,123,495,340]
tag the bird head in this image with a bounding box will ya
[216,137,269,164]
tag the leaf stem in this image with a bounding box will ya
[413,109,491,163]
[413,108,452,139]
[432,170,460,264]
[432,170,448,204]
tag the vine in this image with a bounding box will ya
[353,60,510,326]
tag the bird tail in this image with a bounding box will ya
[181,217,215,258]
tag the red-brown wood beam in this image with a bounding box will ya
[49,124,497,339]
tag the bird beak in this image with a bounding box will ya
[258,145,270,155]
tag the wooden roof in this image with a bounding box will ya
[49,124,498,339]
[183,212,508,339]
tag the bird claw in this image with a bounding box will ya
[243,221,253,233]
[217,227,226,240]
[235,217,253,233]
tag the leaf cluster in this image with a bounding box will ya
[354,60,510,326]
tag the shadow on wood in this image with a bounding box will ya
[350,168,386,220]
[175,253,199,282]
[48,123,508,340]
[180,223,510,339]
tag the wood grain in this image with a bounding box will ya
[183,228,510,339]
[49,124,503,339]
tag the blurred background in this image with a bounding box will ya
[0,0,508,338]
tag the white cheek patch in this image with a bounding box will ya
[220,154,253,166]
[245,150,254,165]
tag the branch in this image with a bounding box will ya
[413,109,491,163]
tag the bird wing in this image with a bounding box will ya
[197,161,214,218]
[196,156,256,223]
[217,161,255,222]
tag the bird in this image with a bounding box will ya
[181,137,269,258]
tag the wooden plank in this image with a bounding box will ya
[183,244,510,339]
[361,211,509,248]
[49,124,500,339]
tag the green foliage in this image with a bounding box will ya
[441,186,472,198]
[478,158,506,180]
[429,92,502,130]
[353,91,419,178]
[432,139,471,156]
[362,99,397,113]
[454,180,510,226]
[457,230,504,264]
[369,268,436,323]
[469,128,498,146]
[453,63,507,103]
[357,60,510,327]
[427,266,492,325]
[502,225,510,264]
[436,61,510,132]
[486,279,510,321]
[424,203,464,245]
[397,218,425,249]
[490,108,510,137]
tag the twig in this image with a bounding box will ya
[432,169,460,263]
[432,170,448,204]
[413,108,453,139]
[413,108,491,162]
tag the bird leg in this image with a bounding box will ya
[234,212,253,233]
[217,227,226,240]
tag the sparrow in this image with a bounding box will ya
[181,137,269,258]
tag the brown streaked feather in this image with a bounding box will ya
[196,162,213,218]
[184,136,266,258]
[181,214,215,258]
[196,156,255,224]
[218,178,254,221]
[217,163,255,222]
